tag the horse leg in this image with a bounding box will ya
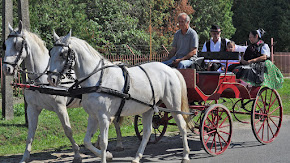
[98,114,112,163]
[171,113,190,163]
[20,106,41,163]
[95,118,124,151]
[55,107,81,163]
[113,118,124,151]
[84,115,113,161]
[132,109,154,163]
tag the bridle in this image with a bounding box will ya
[3,33,27,69]
[3,32,49,83]
[47,42,76,80]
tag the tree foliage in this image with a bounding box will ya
[190,0,236,45]
[232,0,290,51]
[2,0,288,54]
[29,0,98,49]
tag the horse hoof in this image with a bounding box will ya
[115,146,124,151]
[72,157,82,163]
[131,160,139,163]
[181,159,190,163]
[19,159,28,163]
[106,151,113,161]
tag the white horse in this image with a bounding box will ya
[47,30,191,163]
[2,22,123,163]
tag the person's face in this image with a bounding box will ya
[210,31,221,40]
[227,44,235,52]
[249,33,259,44]
[178,15,189,30]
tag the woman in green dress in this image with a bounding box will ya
[231,29,283,89]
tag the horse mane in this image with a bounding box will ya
[23,30,48,54]
[70,37,111,63]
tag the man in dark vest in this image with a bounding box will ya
[201,24,246,71]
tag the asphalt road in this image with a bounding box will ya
[1,116,289,163]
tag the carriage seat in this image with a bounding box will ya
[198,52,240,61]
[196,71,220,95]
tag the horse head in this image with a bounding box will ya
[3,21,27,76]
[48,30,74,86]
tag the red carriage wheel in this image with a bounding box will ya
[188,100,217,134]
[134,111,168,144]
[232,99,254,124]
[200,104,233,156]
[251,87,283,144]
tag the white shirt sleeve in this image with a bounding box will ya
[234,45,248,53]
[201,42,207,52]
[261,44,270,58]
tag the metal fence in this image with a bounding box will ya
[273,52,290,77]
[106,52,168,65]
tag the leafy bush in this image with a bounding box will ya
[13,103,25,117]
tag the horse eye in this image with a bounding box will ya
[60,52,68,59]
[15,40,23,51]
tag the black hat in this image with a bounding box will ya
[210,25,221,32]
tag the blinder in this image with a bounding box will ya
[2,41,6,51]
[48,43,75,80]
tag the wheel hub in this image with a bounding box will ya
[152,115,161,129]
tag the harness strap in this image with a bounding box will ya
[138,65,157,112]
[114,65,130,122]
[66,97,76,107]
[3,39,27,66]
[69,62,117,91]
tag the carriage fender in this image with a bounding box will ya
[216,83,251,99]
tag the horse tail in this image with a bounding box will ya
[173,69,192,128]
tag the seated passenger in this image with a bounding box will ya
[230,29,283,89]
[201,24,247,71]
[218,41,241,72]
[162,13,198,69]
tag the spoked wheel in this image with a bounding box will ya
[188,100,217,134]
[188,111,203,134]
[251,87,283,144]
[134,111,168,144]
[200,104,233,156]
[232,99,254,124]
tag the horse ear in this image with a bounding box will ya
[62,30,71,45]
[18,20,23,34]
[8,23,13,33]
[53,30,60,42]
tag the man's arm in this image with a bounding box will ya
[168,47,177,58]
[172,47,197,66]
[180,47,197,60]
[163,47,176,61]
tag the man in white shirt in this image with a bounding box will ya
[201,25,247,71]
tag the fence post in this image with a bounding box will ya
[18,0,30,126]
[271,38,274,62]
[2,0,14,120]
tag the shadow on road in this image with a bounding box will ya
[0,133,267,163]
